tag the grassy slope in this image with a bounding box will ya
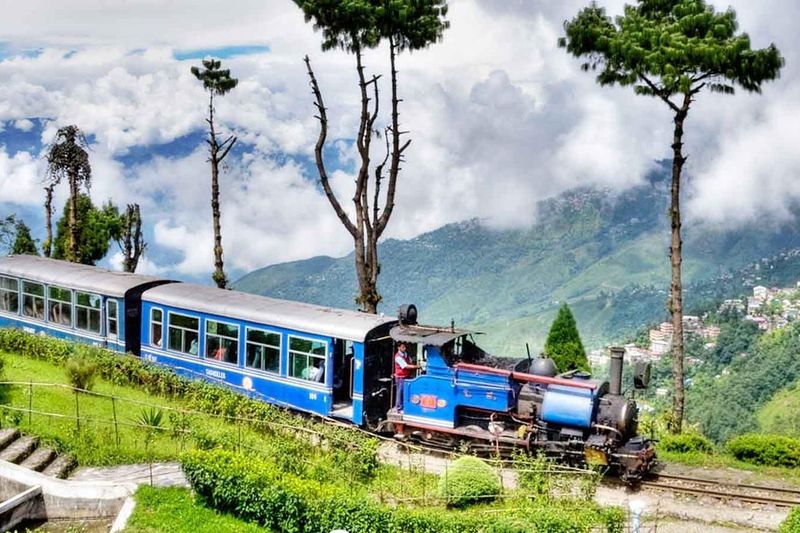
[757,380,800,438]
[125,486,267,533]
[0,352,274,465]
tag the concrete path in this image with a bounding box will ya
[70,462,189,488]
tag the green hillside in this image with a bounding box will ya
[234,170,800,353]
[758,381,800,438]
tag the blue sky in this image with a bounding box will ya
[0,0,798,283]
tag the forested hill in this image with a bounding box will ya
[234,170,800,354]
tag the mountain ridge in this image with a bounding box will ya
[234,171,800,353]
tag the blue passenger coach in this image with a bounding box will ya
[0,256,170,353]
[139,283,397,425]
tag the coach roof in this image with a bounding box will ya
[0,255,166,297]
[143,282,397,342]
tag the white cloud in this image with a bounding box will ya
[0,149,43,204]
[0,0,797,279]
[13,119,34,132]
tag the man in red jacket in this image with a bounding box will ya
[394,342,418,411]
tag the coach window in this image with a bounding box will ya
[150,308,163,347]
[75,292,101,334]
[206,320,239,365]
[0,276,18,314]
[168,312,199,355]
[48,286,73,327]
[245,328,280,373]
[289,336,326,383]
[22,281,45,321]
[107,300,118,338]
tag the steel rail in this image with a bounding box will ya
[641,478,800,507]
[655,472,800,496]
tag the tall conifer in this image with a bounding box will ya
[544,304,589,372]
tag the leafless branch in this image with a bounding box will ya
[304,55,358,238]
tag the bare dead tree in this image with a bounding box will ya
[191,59,238,289]
[43,183,56,258]
[304,46,409,313]
[296,1,448,313]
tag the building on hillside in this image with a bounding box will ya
[624,344,660,363]
[683,315,702,332]
[659,322,673,335]
[703,325,721,340]
[747,296,762,315]
[587,349,609,367]
[650,339,671,355]
[745,315,769,331]
[753,285,768,301]
[719,299,745,313]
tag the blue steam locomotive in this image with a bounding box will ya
[0,256,655,480]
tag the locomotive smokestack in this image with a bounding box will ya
[609,346,624,396]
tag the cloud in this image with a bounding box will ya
[13,119,34,132]
[688,98,800,223]
[0,0,798,280]
[0,148,43,204]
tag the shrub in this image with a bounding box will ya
[727,434,800,468]
[65,349,98,391]
[181,449,625,533]
[437,455,501,508]
[780,507,800,533]
[659,433,715,455]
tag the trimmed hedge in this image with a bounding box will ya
[437,455,500,507]
[181,449,625,533]
[780,507,800,533]
[727,434,800,468]
[0,329,378,479]
[659,433,715,455]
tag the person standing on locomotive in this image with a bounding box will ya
[393,342,418,411]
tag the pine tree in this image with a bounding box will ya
[544,304,589,372]
[559,0,783,432]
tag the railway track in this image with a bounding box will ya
[642,472,800,507]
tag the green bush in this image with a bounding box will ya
[659,433,715,454]
[182,449,625,533]
[65,349,99,391]
[780,507,800,533]
[437,456,501,508]
[727,434,800,468]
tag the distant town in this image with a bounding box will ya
[589,280,800,369]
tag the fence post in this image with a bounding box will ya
[28,381,32,427]
[75,391,80,433]
[112,396,120,447]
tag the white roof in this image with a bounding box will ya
[0,255,165,297]
[143,282,397,342]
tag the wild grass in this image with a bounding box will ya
[125,486,267,533]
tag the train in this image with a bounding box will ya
[0,255,656,481]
